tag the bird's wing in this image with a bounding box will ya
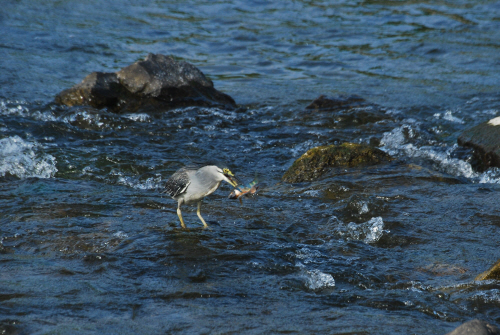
[163,167,193,197]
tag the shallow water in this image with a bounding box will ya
[1,1,500,334]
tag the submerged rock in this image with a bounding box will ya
[445,319,500,335]
[305,94,367,111]
[282,143,392,183]
[458,117,500,171]
[304,95,391,127]
[417,263,468,277]
[56,54,236,113]
[475,258,500,281]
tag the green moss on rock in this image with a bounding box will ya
[475,259,500,281]
[282,143,391,183]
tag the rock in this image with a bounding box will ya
[305,94,367,111]
[304,95,391,127]
[188,269,207,283]
[458,117,500,171]
[445,319,500,335]
[56,54,236,113]
[55,72,125,109]
[282,143,392,183]
[417,263,467,276]
[475,258,500,280]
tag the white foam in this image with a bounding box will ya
[359,201,369,215]
[469,289,500,303]
[0,100,58,122]
[330,216,388,243]
[124,113,151,122]
[478,168,500,184]
[380,125,500,183]
[113,231,128,239]
[0,136,57,179]
[380,126,476,179]
[363,217,385,243]
[442,110,464,124]
[298,265,335,291]
[303,189,321,197]
[379,125,411,152]
[117,175,163,190]
[488,117,500,126]
[295,248,323,264]
[62,110,105,128]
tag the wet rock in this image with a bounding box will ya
[303,95,391,127]
[282,143,392,183]
[305,94,367,111]
[0,319,22,335]
[56,54,236,113]
[458,117,500,171]
[475,258,500,280]
[188,269,207,283]
[445,319,500,335]
[417,263,468,277]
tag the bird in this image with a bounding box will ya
[163,165,238,228]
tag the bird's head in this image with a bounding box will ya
[218,167,238,187]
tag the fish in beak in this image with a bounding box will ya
[228,179,259,204]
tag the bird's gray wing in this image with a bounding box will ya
[163,168,192,197]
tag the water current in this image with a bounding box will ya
[1,1,500,334]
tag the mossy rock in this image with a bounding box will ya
[475,259,500,280]
[282,143,392,183]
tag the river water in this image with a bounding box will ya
[1,1,500,334]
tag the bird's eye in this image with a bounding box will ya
[223,168,233,176]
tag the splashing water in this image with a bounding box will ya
[0,136,57,179]
[330,216,387,243]
[380,125,500,183]
[297,263,336,291]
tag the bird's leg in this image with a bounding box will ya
[197,201,208,228]
[177,201,186,229]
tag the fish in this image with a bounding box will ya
[228,179,259,204]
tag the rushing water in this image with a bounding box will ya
[1,1,500,334]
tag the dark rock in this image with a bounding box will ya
[188,269,207,283]
[330,109,390,126]
[56,54,236,113]
[282,143,392,183]
[417,263,467,277]
[0,319,22,335]
[55,72,124,109]
[304,95,391,127]
[445,319,500,335]
[475,258,500,280]
[458,117,500,171]
[305,94,367,111]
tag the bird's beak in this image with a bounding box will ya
[229,176,238,187]
[225,174,238,187]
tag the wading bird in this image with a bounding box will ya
[163,165,238,228]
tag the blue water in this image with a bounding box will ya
[1,1,500,334]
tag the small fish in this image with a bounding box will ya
[228,179,259,204]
